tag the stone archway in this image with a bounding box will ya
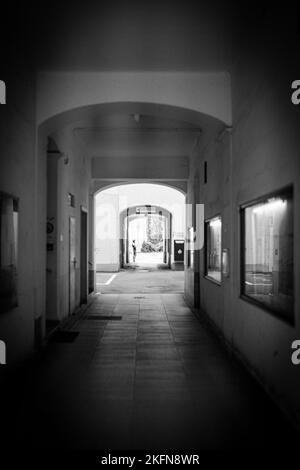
[37,72,231,126]
[36,95,228,326]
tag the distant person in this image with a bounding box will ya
[132,240,137,262]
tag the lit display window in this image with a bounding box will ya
[205,216,222,283]
[241,188,294,322]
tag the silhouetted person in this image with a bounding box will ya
[132,240,137,262]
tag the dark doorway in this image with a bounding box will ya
[80,207,88,304]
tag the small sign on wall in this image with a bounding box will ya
[47,217,55,251]
[222,248,230,277]
[174,240,184,262]
[136,205,156,214]
[68,193,75,208]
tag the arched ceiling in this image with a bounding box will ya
[44,102,225,188]
[37,72,231,126]
[93,180,187,196]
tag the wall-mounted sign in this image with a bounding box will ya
[222,248,230,277]
[67,193,75,208]
[47,222,54,234]
[174,240,184,262]
[47,217,55,251]
[136,206,156,214]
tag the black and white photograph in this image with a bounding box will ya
[0,0,300,463]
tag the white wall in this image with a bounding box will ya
[95,193,120,272]
[43,127,92,322]
[92,156,189,180]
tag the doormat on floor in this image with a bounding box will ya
[50,330,80,342]
[86,315,122,320]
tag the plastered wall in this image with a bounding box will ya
[45,128,91,322]
[0,72,37,364]
[186,33,300,427]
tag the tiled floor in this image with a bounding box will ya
[96,263,184,294]
[2,291,298,450]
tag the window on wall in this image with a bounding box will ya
[241,187,294,323]
[0,192,19,313]
[205,216,222,283]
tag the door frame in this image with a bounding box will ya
[69,215,76,315]
[80,206,88,304]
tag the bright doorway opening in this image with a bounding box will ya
[94,183,185,293]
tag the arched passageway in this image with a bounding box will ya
[120,205,172,268]
[40,101,222,330]
[14,65,294,451]
[1,4,300,454]
[93,184,185,294]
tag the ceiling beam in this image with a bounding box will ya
[91,156,189,180]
